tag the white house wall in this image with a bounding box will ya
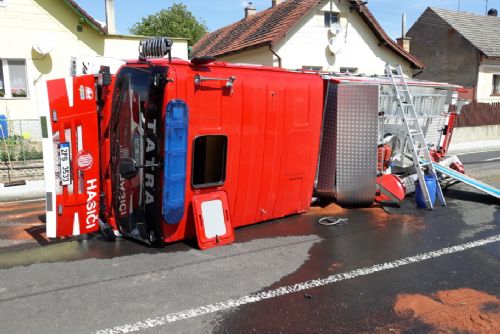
[104,36,189,60]
[476,58,500,103]
[274,0,412,75]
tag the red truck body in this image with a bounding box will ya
[44,58,324,246]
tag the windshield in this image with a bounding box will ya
[110,66,165,243]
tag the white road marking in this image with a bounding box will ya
[484,157,500,162]
[96,234,500,334]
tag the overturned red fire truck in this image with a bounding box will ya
[41,38,464,248]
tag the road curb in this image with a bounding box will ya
[0,180,45,202]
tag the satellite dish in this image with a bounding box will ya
[328,37,344,54]
[33,33,56,56]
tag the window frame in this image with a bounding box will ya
[0,59,29,99]
[339,67,359,75]
[191,134,228,189]
[492,74,500,96]
[324,11,339,27]
[302,66,322,72]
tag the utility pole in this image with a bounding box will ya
[486,0,489,14]
[457,0,461,11]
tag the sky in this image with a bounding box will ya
[75,0,500,39]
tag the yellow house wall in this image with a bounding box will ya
[217,47,274,67]
[0,0,104,120]
[1,0,189,121]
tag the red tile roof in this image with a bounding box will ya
[192,0,424,69]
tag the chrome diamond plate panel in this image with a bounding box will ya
[335,84,379,206]
[317,82,337,196]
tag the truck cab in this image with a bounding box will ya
[42,38,324,248]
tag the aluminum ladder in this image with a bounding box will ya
[385,64,446,209]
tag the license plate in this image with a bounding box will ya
[59,142,72,186]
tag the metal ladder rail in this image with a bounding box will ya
[385,64,446,209]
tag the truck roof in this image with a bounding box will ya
[125,57,461,89]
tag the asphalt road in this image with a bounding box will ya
[0,151,499,333]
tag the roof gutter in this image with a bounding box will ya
[63,0,107,34]
[269,44,282,68]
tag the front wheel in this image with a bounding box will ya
[98,218,116,241]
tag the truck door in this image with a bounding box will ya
[109,66,167,245]
[43,75,101,238]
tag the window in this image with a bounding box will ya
[324,11,339,27]
[493,75,500,95]
[0,59,28,98]
[192,135,228,188]
[340,67,358,75]
[302,66,322,72]
[0,0,6,7]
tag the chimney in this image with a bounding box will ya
[272,0,285,7]
[105,0,116,34]
[487,8,498,16]
[396,13,411,52]
[245,2,257,18]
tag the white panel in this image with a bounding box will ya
[72,212,80,236]
[38,82,57,238]
[76,125,83,151]
[201,200,227,239]
[65,77,74,107]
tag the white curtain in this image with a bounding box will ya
[8,60,27,96]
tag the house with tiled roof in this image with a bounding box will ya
[192,0,423,76]
[408,7,500,103]
[0,0,188,121]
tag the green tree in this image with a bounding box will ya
[130,3,208,46]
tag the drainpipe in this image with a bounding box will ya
[269,44,282,68]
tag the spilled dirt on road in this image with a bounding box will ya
[394,288,500,333]
[308,202,426,233]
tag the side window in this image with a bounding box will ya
[302,66,322,72]
[340,67,358,75]
[324,11,339,27]
[492,74,500,95]
[9,60,28,97]
[192,135,228,188]
[0,59,28,98]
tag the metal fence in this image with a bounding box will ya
[0,119,44,183]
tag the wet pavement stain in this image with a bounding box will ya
[210,189,500,333]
